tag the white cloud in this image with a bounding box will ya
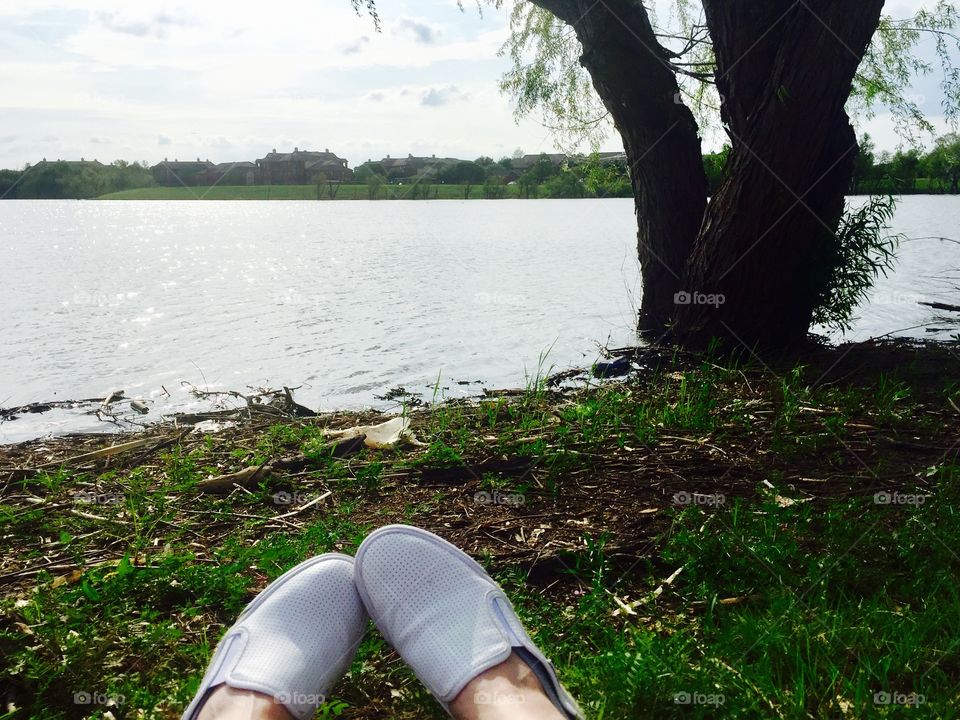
[342,35,370,55]
[861,112,954,153]
[0,0,954,170]
[396,17,441,45]
[96,8,197,38]
[421,84,469,107]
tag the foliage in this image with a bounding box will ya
[496,1,960,148]
[578,154,632,198]
[702,145,730,194]
[349,0,380,30]
[482,173,506,199]
[517,170,539,199]
[542,169,584,198]
[924,132,960,192]
[852,1,960,142]
[498,4,610,151]
[365,172,383,200]
[2,160,154,199]
[442,160,485,185]
[354,162,383,182]
[812,195,903,333]
[851,132,960,193]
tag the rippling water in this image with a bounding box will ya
[1,197,958,443]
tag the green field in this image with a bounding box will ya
[98,183,527,201]
[99,178,956,201]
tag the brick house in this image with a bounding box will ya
[256,148,353,184]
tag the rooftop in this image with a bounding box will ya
[257,148,345,163]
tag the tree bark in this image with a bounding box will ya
[673,0,886,350]
[531,0,709,335]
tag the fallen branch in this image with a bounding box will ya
[919,300,960,313]
[40,437,157,469]
[198,463,271,494]
[271,490,332,521]
[197,437,368,494]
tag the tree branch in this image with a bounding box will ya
[527,0,580,26]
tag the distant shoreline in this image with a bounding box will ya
[95,183,633,201]
[94,186,960,201]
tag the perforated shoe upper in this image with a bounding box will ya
[182,554,368,720]
[354,525,583,718]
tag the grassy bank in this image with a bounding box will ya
[98,184,526,201]
[2,341,960,718]
[98,182,960,201]
[852,177,956,195]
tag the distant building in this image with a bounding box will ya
[151,158,216,187]
[256,148,353,184]
[595,151,628,166]
[33,158,105,170]
[510,152,625,173]
[502,151,627,182]
[357,154,464,182]
[511,153,567,173]
[208,162,259,186]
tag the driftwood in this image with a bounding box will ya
[41,437,155,468]
[919,301,960,313]
[1,394,127,421]
[198,464,271,494]
[546,368,584,387]
[419,455,535,484]
[197,436,368,494]
[482,388,525,398]
[181,383,315,416]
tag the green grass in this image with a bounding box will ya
[2,348,959,718]
[98,177,960,200]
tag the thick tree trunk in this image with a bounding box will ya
[673,0,886,350]
[531,0,709,334]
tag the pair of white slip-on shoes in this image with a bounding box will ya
[182,525,583,720]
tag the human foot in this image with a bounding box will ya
[182,554,368,720]
[353,525,582,719]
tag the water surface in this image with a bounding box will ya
[1,197,958,443]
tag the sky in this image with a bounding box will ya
[0,0,955,170]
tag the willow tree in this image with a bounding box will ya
[356,0,960,349]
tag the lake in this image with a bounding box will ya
[2,196,958,443]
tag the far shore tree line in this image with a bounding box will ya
[353,152,636,200]
[4,134,960,200]
[0,160,153,201]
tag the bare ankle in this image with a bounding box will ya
[449,652,566,720]
[196,685,293,720]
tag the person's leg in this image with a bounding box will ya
[354,525,583,719]
[196,686,292,720]
[181,554,367,720]
[449,652,567,720]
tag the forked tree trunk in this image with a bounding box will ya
[531,0,709,335]
[672,0,886,349]
[532,0,885,350]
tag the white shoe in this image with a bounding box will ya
[182,554,368,720]
[354,525,584,718]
